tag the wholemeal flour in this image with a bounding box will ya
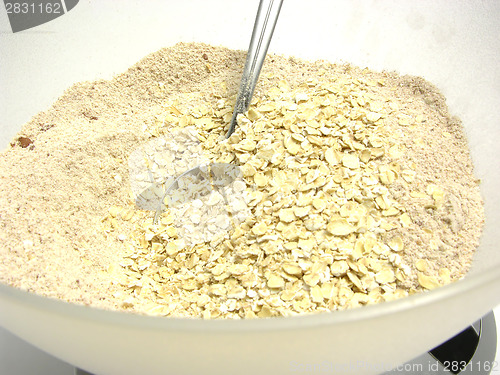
[0,43,484,317]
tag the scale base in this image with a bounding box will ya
[383,311,497,374]
[75,312,497,375]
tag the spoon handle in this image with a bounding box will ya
[225,0,284,138]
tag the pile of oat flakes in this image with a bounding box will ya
[102,50,483,318]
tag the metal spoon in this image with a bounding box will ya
[225,0,284,138]
[153,0,283,224]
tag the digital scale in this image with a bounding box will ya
[382,311,497,375]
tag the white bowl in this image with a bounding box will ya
[1,1,500,374]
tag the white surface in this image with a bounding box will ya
[1,1,500,375]
[0,326,73,375]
